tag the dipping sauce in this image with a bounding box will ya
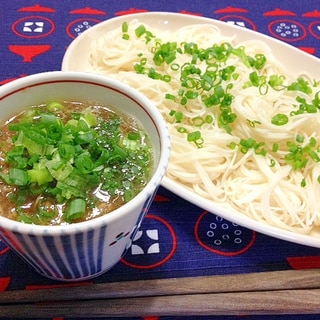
[0,100,153,225]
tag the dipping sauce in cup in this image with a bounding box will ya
[0,71,170,281]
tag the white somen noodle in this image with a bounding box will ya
[89,19,320,235]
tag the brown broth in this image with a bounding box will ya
[0,101,153,226]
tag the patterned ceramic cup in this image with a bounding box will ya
[0,71,170,281]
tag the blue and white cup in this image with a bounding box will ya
[0,71,170,281]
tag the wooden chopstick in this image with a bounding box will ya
[1,269,320,318]
[2,289,320,318]
[1,269,320,304]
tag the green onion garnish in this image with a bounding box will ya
[120,21,320,186]
[0,101,152,224]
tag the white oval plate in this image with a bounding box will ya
[62,12,320,248]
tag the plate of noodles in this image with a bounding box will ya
[62,12,320,248]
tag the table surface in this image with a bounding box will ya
[1,1,320,319]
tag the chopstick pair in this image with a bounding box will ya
[1,269,320,318]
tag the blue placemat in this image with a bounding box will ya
[1,1,320,319]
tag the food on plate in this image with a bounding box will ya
[0,100,153,225]
[88,19,320,234]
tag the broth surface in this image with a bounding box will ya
[0,100,153,225]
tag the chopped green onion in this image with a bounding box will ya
[205,115,214,124]
[228,142,237,150]
[187,131,203,148]
[296,135,305,143]
[28,167,53,185]
[135,24,146,37]
[177,127,188,133]
[271,114,289,126]
[171,63,180,71]
[268,74,286,90]
[269,159,276,167]
[254,54,267,70]
[122,21,128,33]
[165,93,176,101]
[287,77,312,94]
[9,168,28,186]
[46,100,64,112]
[65,198,86,222]
[192,117,204,127]
[171,111,183,123]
